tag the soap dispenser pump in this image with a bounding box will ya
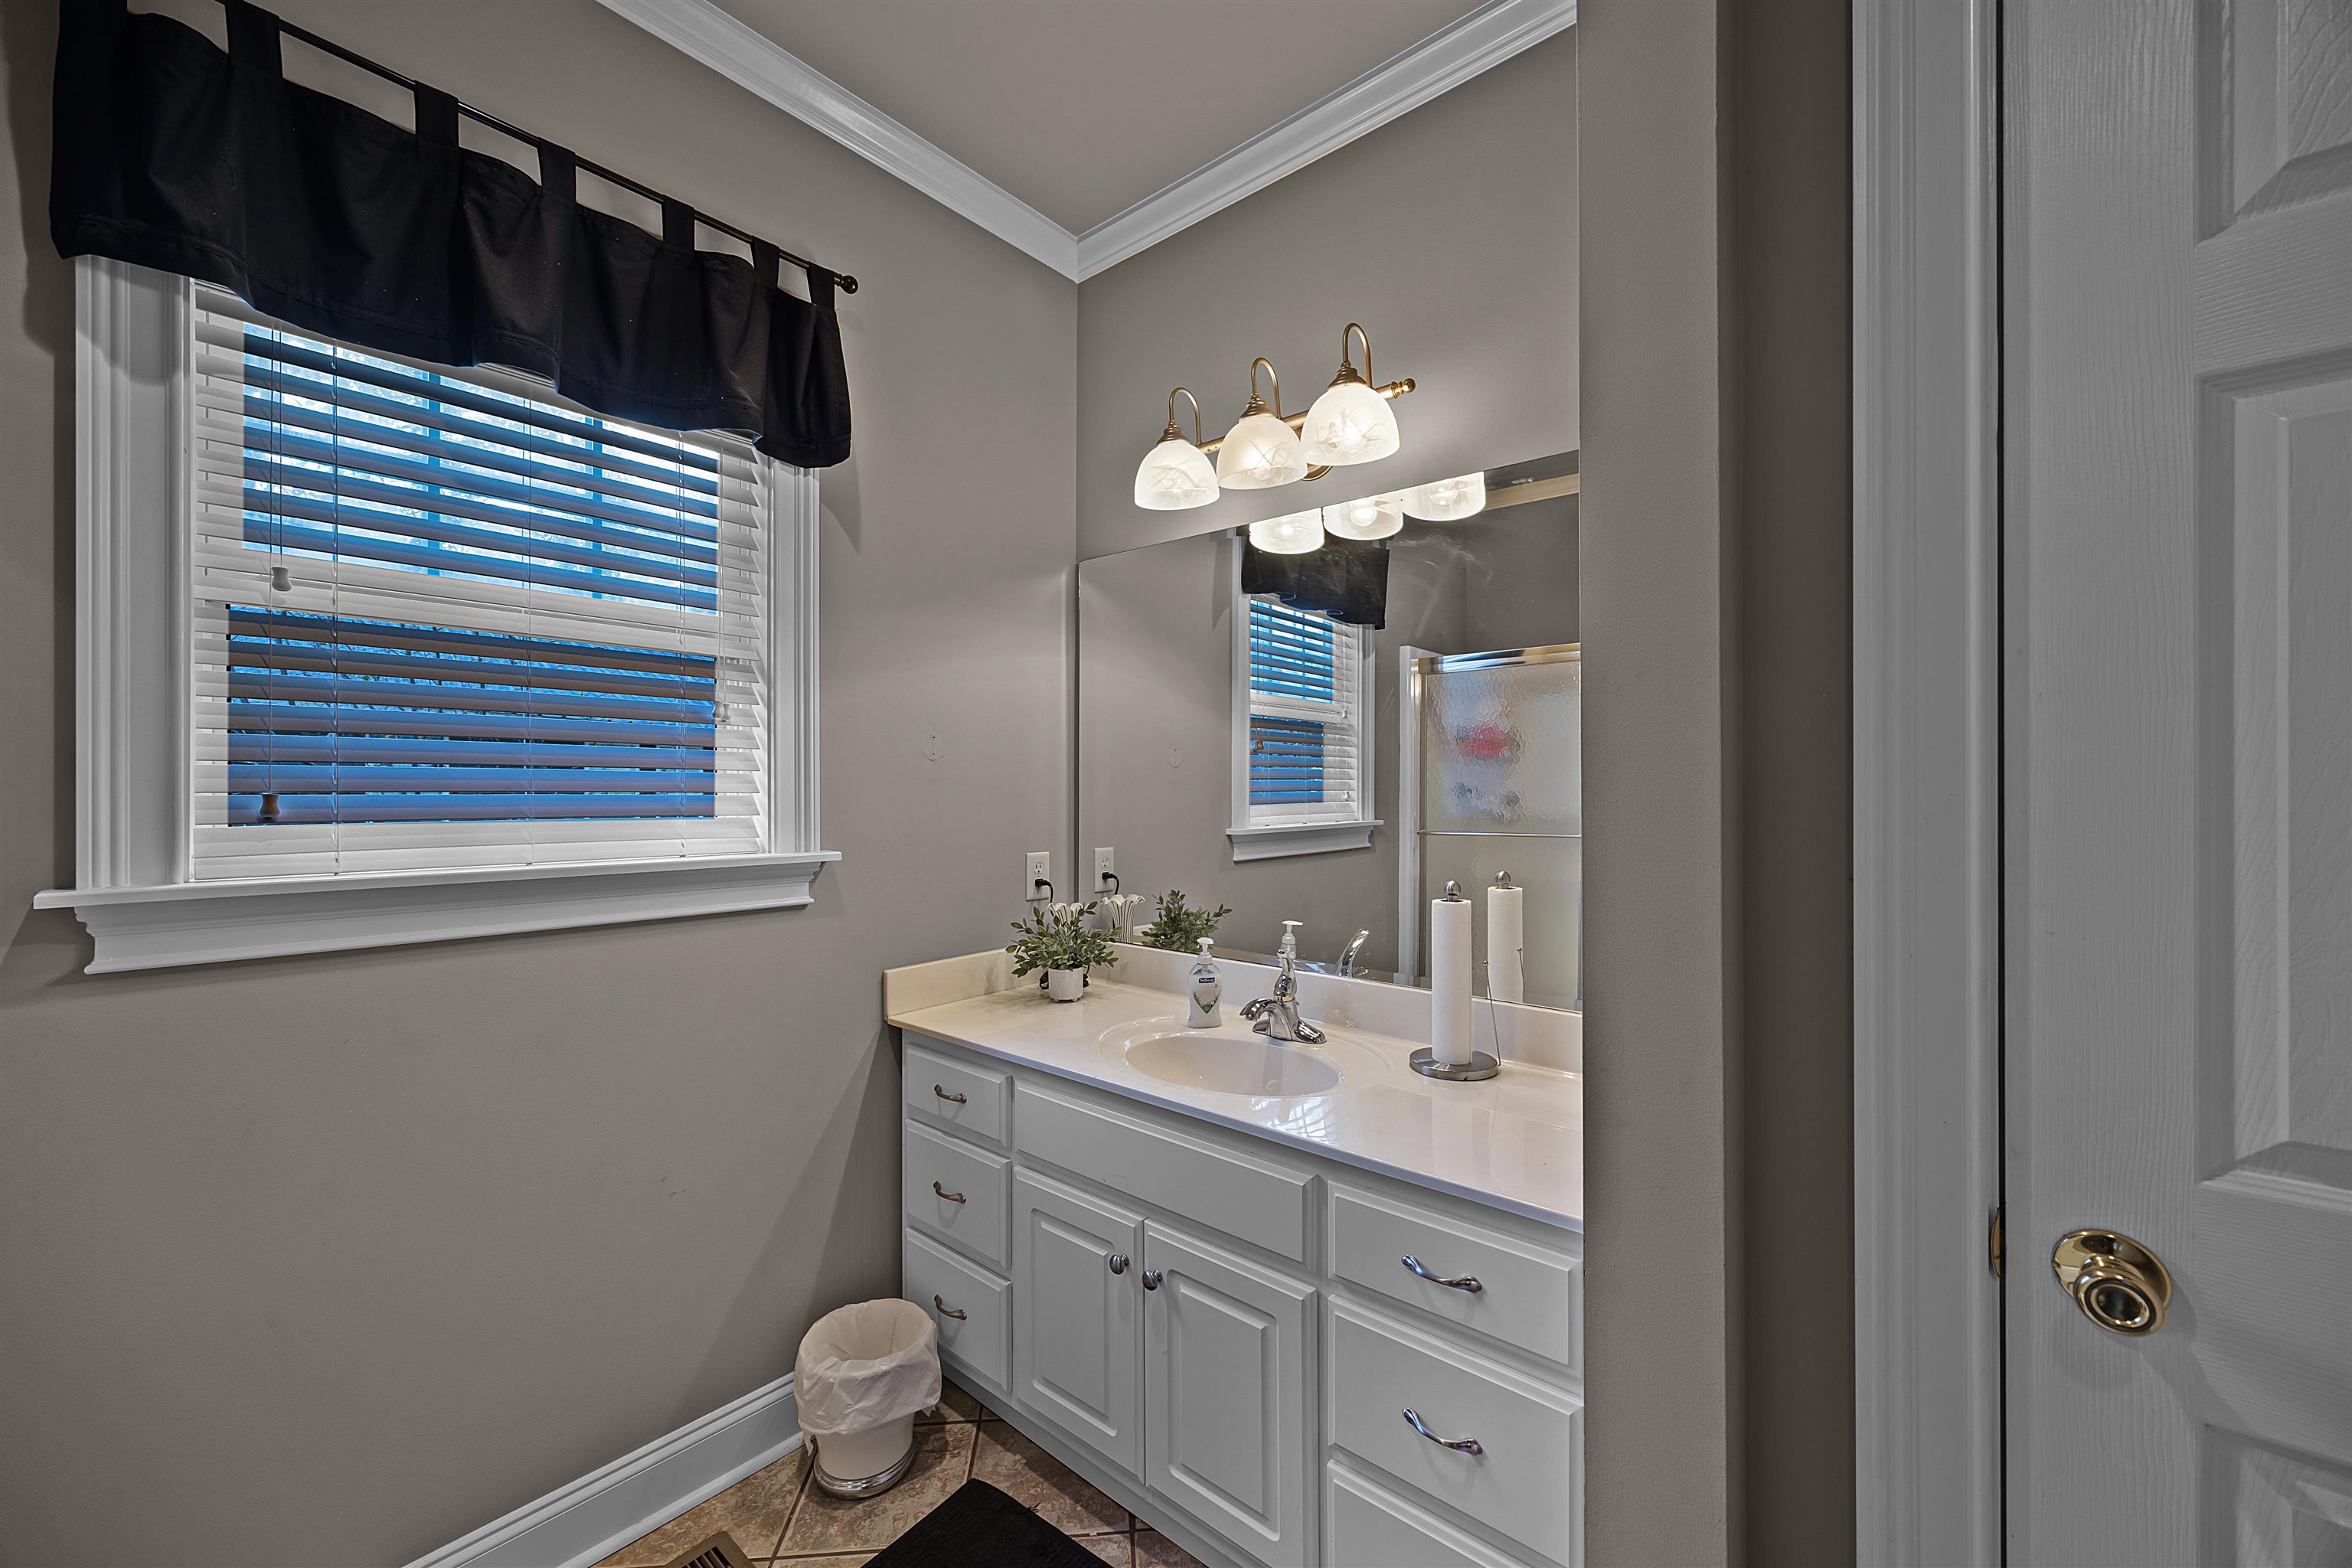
[1187,938,1222,1027]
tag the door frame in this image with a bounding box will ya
[1851,0,2004,1561]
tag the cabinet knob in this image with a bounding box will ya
[1142,1269,1164,1291]
[1403,1408,1484,1457]
[1401,1255,1482,1293]
[932,1294,967,1321]
[1107,1253,1129,1275]
[932,1181,966,1204]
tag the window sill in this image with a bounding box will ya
[1225,820,1382,862]
[33,851,842,974]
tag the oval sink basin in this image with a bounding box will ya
[1099,1018,1380,1099]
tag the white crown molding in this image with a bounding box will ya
[595,0,1080,276]
[1074,0,1576,277]
[406,1374,800,1568]
[597,0,1575,283]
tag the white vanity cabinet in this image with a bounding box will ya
[899,1032,1583,1568]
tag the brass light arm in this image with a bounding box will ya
[1162,386,1205,446]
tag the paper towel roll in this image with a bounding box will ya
[1430,890,1475,1066]
[1488,877,1524,1004]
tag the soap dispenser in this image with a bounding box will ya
[1187,938,1222,1027]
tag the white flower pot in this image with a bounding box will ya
[1044,968,1087,1002]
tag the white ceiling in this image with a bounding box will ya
[710,1,1481,234]
[601,0,1575,279]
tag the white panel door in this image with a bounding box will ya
[1142,1223,1316,1568]
[1012,1168,1142,1474]
[2005,1,2352,1562]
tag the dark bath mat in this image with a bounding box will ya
[864,1478,1108,1568]
[660,1531,754,1568]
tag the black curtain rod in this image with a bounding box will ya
[224,2,859,295]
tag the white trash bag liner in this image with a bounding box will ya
[795,1298,940,1488]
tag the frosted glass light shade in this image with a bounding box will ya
[1133,437,1219,510]
[1403,472,1486,521]
[1302,379,1400,466]
[1323,492,1404,541]
[1216,412,1309,489]
[1249,509,1325,554]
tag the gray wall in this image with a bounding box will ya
[0,3,1076,1563]
[1579,0,1854,1563]
[1076,502,1575,978]
[1075,28,1578,562]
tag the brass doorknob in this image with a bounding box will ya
[2051,1229,2172,1335]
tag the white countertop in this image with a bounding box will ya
[888,977,1583,1230]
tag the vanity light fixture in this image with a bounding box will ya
[1131,325,1417,511]
[1248,508,1325,554]
[1403,471,1487,521]
[1134,387,1220,510]
[1322,492,1405,541]
[1216,358,1311,490]
[1302,324,1401,466]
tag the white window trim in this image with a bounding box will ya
[1225,541,1380,862]
[34,257,838,973]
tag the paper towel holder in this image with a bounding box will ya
[1411,1046,1501,1081]
[1413,882,1501,1081]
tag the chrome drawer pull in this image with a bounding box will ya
[1107,1253,1130,1275]
[1401,1255,1483,1293]
[933,1084,968,1105]
[1142,1269,1164,1291]
[932,1181,966,1204]
[1403,1408,1484,1457]
[933,1294,967,1321]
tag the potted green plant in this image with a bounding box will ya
[1008,901,1119,1001]
[1137,890,1233,953]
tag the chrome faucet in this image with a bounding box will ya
[1337,929,1372,977]
[1240,921,1326,1044]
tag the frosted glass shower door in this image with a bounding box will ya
[1410,646,1581,1010]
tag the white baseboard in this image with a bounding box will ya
[407,1375,801,1568]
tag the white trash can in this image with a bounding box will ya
[795,1298,941,1498]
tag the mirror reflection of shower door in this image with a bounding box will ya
[1403,645,1581,1010]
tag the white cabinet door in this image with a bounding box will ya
[1143,1222,1316,1568]
[1012,1168,1142,1474]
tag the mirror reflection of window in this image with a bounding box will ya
[1244,599,1367,830]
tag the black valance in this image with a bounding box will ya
[50,0,851,468]
[1241,534,1390,629]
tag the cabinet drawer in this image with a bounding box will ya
[1325,1462,1538,1568]
[1327,1301,1580,1564]
[1018,1082,1312,1263]
[904,1229,1009,1393]
[1328,1183,1582,1371]
[905,1119,1011,1271]
[905,1040,1011,1148]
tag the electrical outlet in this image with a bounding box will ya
[1093,848,1116,889]
[1024,851,1052,900]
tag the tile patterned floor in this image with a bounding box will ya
[594,1380,1207,1568]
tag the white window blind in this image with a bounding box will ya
[189,288,773,880]
[1245,596,1367,826]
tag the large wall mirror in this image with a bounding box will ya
[1078,452,1579,1012]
